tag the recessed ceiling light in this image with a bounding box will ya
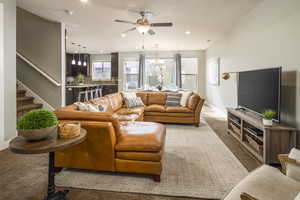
[185,30,191,35]
[80,0,88,3]
[121,33,126,38]
[135,46,139,50]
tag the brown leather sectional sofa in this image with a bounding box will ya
[54,91,204,181]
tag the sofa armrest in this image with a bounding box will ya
[278,154,300,175]
[55,110,121,136]
[240,193,258,200]
[55,120,117,171]
[194,98,205,124]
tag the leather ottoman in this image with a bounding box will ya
[115,121,166,181]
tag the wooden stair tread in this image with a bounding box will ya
[17,96,34,101]
[17,90,26,94]
[17,103,42,112]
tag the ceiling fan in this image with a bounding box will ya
[114,11,173,35]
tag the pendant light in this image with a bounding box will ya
[71,43,76,65]
[83,46,87,66]
[77,45,82,66]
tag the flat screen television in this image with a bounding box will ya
[238,67,281,122]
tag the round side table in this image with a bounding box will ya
[9,128,87,200]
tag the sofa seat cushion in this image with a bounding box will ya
[116,107,144,115]
[166,106,193,113]
[145,111,194,117]
[116,151,162,162]
[116,122,166,152]
[112,113,140,122]
[224,165,300,200]
[144,104,166,112]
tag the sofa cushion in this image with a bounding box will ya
[187,94,200,110]
[90,97,113,113]
[179,91,193,106]
[166,106,193,113]
[116,107,144,115]
[112,113,140,122]
[124,97,145,108]
[106,93,123,112]
[136,92,148,105]
[224,165,300,200]
[116,151,162,162]
[116,122,166,152]
[145,111,194,117]
[147,92,166,105]
[144,104,166,112]
[165,93,182,106]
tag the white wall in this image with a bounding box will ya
[206,0,300,130]
[118,50,206,96]
[0,0,16,150]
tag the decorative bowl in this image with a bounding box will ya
[18,125,57,141]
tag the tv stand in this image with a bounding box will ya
[227,108,297,164]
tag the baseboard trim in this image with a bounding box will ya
[0,140,9,151]
[17,80,54,110]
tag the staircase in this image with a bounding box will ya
[17,88,43,121]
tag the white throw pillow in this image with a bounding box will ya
[74,102,105,112]
[121,92,137,99]
[124,97,144,108]
[287,148,300,182]
[179,91,193,107]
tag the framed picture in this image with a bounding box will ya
[207,57,220,86]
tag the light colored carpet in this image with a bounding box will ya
[56,122,248,199]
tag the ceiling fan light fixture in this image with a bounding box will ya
[137,24,150,34]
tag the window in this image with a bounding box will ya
[145,58,176,90]
[92,61,111,81]
[124,60,139,90]
[181,58,198,91]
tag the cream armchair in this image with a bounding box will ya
[224,153,300,200]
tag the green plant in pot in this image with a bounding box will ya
[77,74,85,85]
[262,109,276,126]
[17,109,58,141]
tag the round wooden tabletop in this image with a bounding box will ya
[9,128,87,154]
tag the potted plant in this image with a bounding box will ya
[77,74,85,85]
[262,109,276,126]
[17,109,58,141]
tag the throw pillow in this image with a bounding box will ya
[179,91,193,106]
[287,148,300,182]
[124,97,144,108]
[165,93,182,106]
[121,92,137,99]
[74,102,106,112]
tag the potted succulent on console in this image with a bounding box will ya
[262,109,276,126]
[17,109,58,141]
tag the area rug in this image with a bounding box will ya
[56,122,248,199]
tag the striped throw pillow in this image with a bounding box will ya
[124,97,145,108]
[165,93,182,106]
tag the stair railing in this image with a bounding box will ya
[16,51,61,87]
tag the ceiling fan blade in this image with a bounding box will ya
[151,23,173,27]
[123,27,136,33]
[114,19,136,24]
[148,29,155,35]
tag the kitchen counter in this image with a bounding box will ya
[66,83,117,88]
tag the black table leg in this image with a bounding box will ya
[44,152,69,200]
